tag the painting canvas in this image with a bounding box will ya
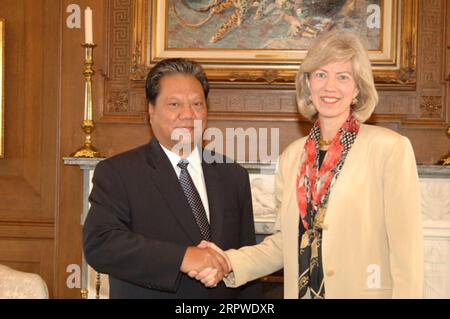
[0,19,4,158]
[168,0,382,51]
[153,0,397,65]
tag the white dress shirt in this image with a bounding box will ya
[160,144,211,222]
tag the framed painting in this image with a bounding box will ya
[0,19,4,158]
[131,0,418,88]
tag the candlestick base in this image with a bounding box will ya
[72,144,102,158]
[71,120,103,158]
[80,288,88,299]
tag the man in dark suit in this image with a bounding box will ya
[83,58,260,298]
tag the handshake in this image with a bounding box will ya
[180,241,231,288]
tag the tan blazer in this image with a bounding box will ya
[224,124,424,298]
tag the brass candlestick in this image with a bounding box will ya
[72,43,102,158]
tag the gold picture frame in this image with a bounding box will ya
[131,0,418,89]
[0,19,5,158]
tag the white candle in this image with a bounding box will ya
[84,7,93,44]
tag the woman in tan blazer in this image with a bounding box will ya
[194,30,424,299]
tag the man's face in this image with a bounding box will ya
[148,74,207,153]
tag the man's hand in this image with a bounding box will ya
[198,240,232,273]
[187,241,232,287]
[180,245,230,287]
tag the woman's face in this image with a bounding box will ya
[309,60,359,123]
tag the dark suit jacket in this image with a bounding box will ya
[83,138,261,299]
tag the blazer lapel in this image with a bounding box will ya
[201,161,225,243]
[144,139,203,244]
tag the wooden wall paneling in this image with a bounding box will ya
[22,1,44,197]
[0,221,54,239]
[0,0,25,177]
[40,0,62,222]
[0,0,60,297]
[0,1,30,226]
[0,0,59,220]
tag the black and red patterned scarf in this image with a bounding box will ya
[296,114,360,299]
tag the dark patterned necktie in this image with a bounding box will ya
[177,159,211,241]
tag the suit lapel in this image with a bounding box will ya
[201,161,225,243]
[144,139,203,244]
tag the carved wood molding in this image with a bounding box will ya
[208,90,298,113]
[130,0,150,81]
[417,0,448,125]
[419,0,444,89]
[207,112,448,129]
[102,0,148,123]
[420,96,443,118]
[106,90,129,113]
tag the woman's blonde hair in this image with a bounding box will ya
[295,30,378,123]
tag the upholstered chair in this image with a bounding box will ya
[0,264,49,299]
